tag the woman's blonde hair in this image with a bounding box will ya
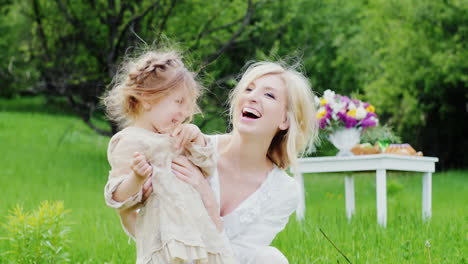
[102,49,202,128]
[229,61,318,169]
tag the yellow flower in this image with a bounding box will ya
[366,105,375,113]
[320,98,327,106]
[347,109,357,117]
[317,109,326,118]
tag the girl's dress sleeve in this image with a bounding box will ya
[227,175,299,264]
[184,135,216,177]
[104,133,147,210]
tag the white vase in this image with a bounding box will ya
[329,128,361,156]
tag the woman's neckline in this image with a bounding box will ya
[212,134,278,218]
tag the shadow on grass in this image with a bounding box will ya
[0,95,78,116]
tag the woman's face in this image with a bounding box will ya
[233,74,290,138]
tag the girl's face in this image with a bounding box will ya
[234,74,290,138]
[143,85,190,134]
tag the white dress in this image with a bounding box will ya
[208,135,300,264]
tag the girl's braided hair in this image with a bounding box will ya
[102,50,202,128]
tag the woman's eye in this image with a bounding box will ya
[266,93,275,99]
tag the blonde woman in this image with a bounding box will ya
[120,61,318,263]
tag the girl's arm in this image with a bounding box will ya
[118,209,138,238]
[105,135,151,210]
[117,177,154,238]
[171,156,224,232]
[112,153,152,202]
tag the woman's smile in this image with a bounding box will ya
[241,106,262,122]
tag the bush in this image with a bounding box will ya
[1,201,71,264]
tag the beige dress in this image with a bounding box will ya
[104,127,237,264]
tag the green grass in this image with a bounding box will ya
[0,110,466,263]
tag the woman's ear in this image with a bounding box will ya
[279,113,290,131]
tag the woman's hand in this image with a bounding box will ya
[171,156,223,232]
[171,156,211,195]
[141,176,154,203]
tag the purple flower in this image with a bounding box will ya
[351,99,360,106]
[319,118,328,129]
[361,117,377,128]
[340,96,351,104]
[345,116,358,128]
[337,111,347,122]
[336,111,358,128]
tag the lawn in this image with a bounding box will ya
[0,109,466,263]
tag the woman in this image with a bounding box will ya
[119,61,318,263]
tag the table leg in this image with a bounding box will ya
[376,169,387,227]
[345,175,355,221]
[422,172,432,221]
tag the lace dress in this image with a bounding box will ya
[104,127,237,264]
[208,135,300,264]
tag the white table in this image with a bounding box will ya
[296,154,439,227]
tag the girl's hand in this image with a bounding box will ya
[171,124,205,149]
[131,152,153,180]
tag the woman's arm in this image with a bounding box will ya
[171,156,224,232]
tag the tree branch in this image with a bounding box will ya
[66,94,112,136]
[110,0,161,64]
[188,0,235,51]
[201,0,254,68]
[156,0,178,41]
[55,0,82,29]
[31,0,51,61]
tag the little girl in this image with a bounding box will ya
[102,49,237,264]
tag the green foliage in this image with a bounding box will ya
[2,201,71,264]
[361,125,402,144]
[311,130,339,157]
[0,2,40,97]
[333,0,468,167]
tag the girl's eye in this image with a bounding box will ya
[266,93,275,99]
[245,87,253,92]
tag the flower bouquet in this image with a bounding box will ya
[316,89,379,156]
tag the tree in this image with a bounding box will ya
[335,0,468,168]
[8,0,276,135]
